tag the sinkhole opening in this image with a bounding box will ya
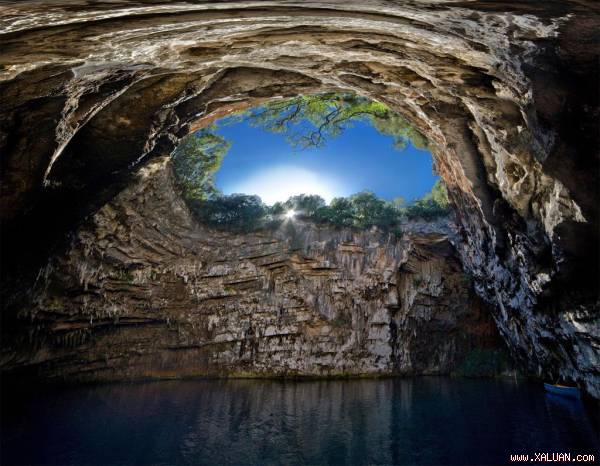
[172,92,450,234]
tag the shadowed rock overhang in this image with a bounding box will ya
[0,1,598,396]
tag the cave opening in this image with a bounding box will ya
[171,92,449,234]
[1,2,599,463]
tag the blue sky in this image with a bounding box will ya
[214,118,437,205]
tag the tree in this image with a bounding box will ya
[172,128,231,200]
[283,194,326,216]
[182,184,450,233]
[370,112,429,150]
[223,93,428,151]
[425,179,449,207]
[392,197,405,208]
[189,194,267,232]
[403,180,450,220]
[268,202,286,216]
[313,197,355,227]
[170,93,444,232]
[348,191,390,229]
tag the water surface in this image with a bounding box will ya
[2,378,598,465]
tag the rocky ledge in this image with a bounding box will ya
[0,1,597,396]
[0,159,504,382]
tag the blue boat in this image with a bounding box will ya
[544,383,581,399]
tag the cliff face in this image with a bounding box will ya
[0,2,598,395]
[1,158,501,381]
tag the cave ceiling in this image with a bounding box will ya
[0,1,598,396]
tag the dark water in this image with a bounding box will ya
[1,378,598,465]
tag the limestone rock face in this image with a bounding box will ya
[0,2,598,395]
[1,158,501,381]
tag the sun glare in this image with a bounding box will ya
[285,210,296,219]
[226,166,345,205]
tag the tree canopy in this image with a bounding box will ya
[188,193,267,232]
[224,93,429,150]
[172,128,230,201]
[184,181,450,235]
[170,92,446,234]
[402,180,450,220]
[283,194,326,216]
[172,93,431,204]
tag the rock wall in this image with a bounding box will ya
[0,2,597,395]
[0,158,502,382]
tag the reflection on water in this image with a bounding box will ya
[2,378,598,465]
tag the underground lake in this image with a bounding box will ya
[2,378,599,466]
[1,2,599,465]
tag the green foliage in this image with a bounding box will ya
[283,194,326,217]
[370,112,429,150]
[183,180,450,233]
[225,93,428,150]
[170,93,446,233]
[351,191,399,229]
[313,197,354,228]
[172,128,231,201]
[180,181,449,233]
[172,93,432,204]
[403,180,450,220]
[188,194,267,232]
[268,202,286,216]
[392,197,405,208]
[310,191,403,232]
[310,182,449,231]
[427,179,450,207]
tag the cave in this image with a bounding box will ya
[0,1,599,463]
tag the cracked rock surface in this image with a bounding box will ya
[1,158,502,381]
[0,2,598,395]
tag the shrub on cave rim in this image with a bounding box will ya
[172,92,449,233]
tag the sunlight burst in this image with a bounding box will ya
[227,166,345,205]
